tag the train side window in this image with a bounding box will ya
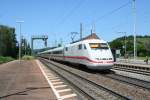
[53,50,63,54]
[84,44,87,49]
[65,47,68,51]
[78,44,82,50]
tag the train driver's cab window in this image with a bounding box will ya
[89,43,108,50]
[84,44,87,49]
[78,44,82,50]
[65,47,68,51]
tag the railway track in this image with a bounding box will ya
[114,63,150,76]
[38,57,150,100]
[100,72,150,90]
[39,58,129,100]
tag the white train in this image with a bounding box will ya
[38,34,114,70]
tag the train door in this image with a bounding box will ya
[62,47,65,60]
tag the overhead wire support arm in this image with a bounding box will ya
[31,35,48,55]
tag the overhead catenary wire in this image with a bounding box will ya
[83,1,132,34]
[56,0,131,34]
[140,14,150,24]
[94,1,131,23]
[99,11,132,33]
[52,0,85,46]
[58,0,85,26]
[55,0,133,45]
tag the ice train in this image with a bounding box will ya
[38,33,114,70]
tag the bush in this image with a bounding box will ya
[0,56,14,64]
[22,55,34,60]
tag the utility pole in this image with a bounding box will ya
[118,32,127,58]
[92,23,96,33]
[55,40,57,47]
[16,20,24,63]
[91,23,96,35]
[124,32,127,58]
[24,37,26,55]
[23,33,27,55]
[133,0,137,61]
[0,27,1,56]
[71,32,78,42]
[80,23,83,40]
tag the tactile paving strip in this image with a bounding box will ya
[36,60,77,100]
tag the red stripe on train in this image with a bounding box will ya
[106,61,114,63]
[64,56,103,63]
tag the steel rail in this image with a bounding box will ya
[39,57,130,100]
[113,66,150,76]
[100,73,150,90]
[40,58,95,100]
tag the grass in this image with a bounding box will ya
[0,55,34,64]
[0,56,14,64]
[22,55,34,60]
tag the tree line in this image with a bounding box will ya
[109,35,150,57]
[0,25,31,58]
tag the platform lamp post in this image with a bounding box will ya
[24,37,26,55]
[16,20,24,63]
[133,0,137,61]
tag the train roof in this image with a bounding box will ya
[71,33,100,43]
[65,39,106,47]
[38,33,107,54]
[38,46,63,54]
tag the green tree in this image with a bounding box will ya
[21,38,31,56]
[109,35,150,57]
[144,41,150,56]
[26,43,31,55]
[109,38,124,55]
[0,25,18,58]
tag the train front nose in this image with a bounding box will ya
[87,63,113,70]
[87,50,114,70]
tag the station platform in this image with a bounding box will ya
[0,60,56,100]
[115,58,150,68]
[116,58,150,67]
[114,61,150,71]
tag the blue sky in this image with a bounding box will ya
[0,0,150,49]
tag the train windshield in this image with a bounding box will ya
[89,43,108,50]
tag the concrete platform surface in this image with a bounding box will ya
[0,60,56,100]
[115,62,150,68]
[116,58,150,66]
